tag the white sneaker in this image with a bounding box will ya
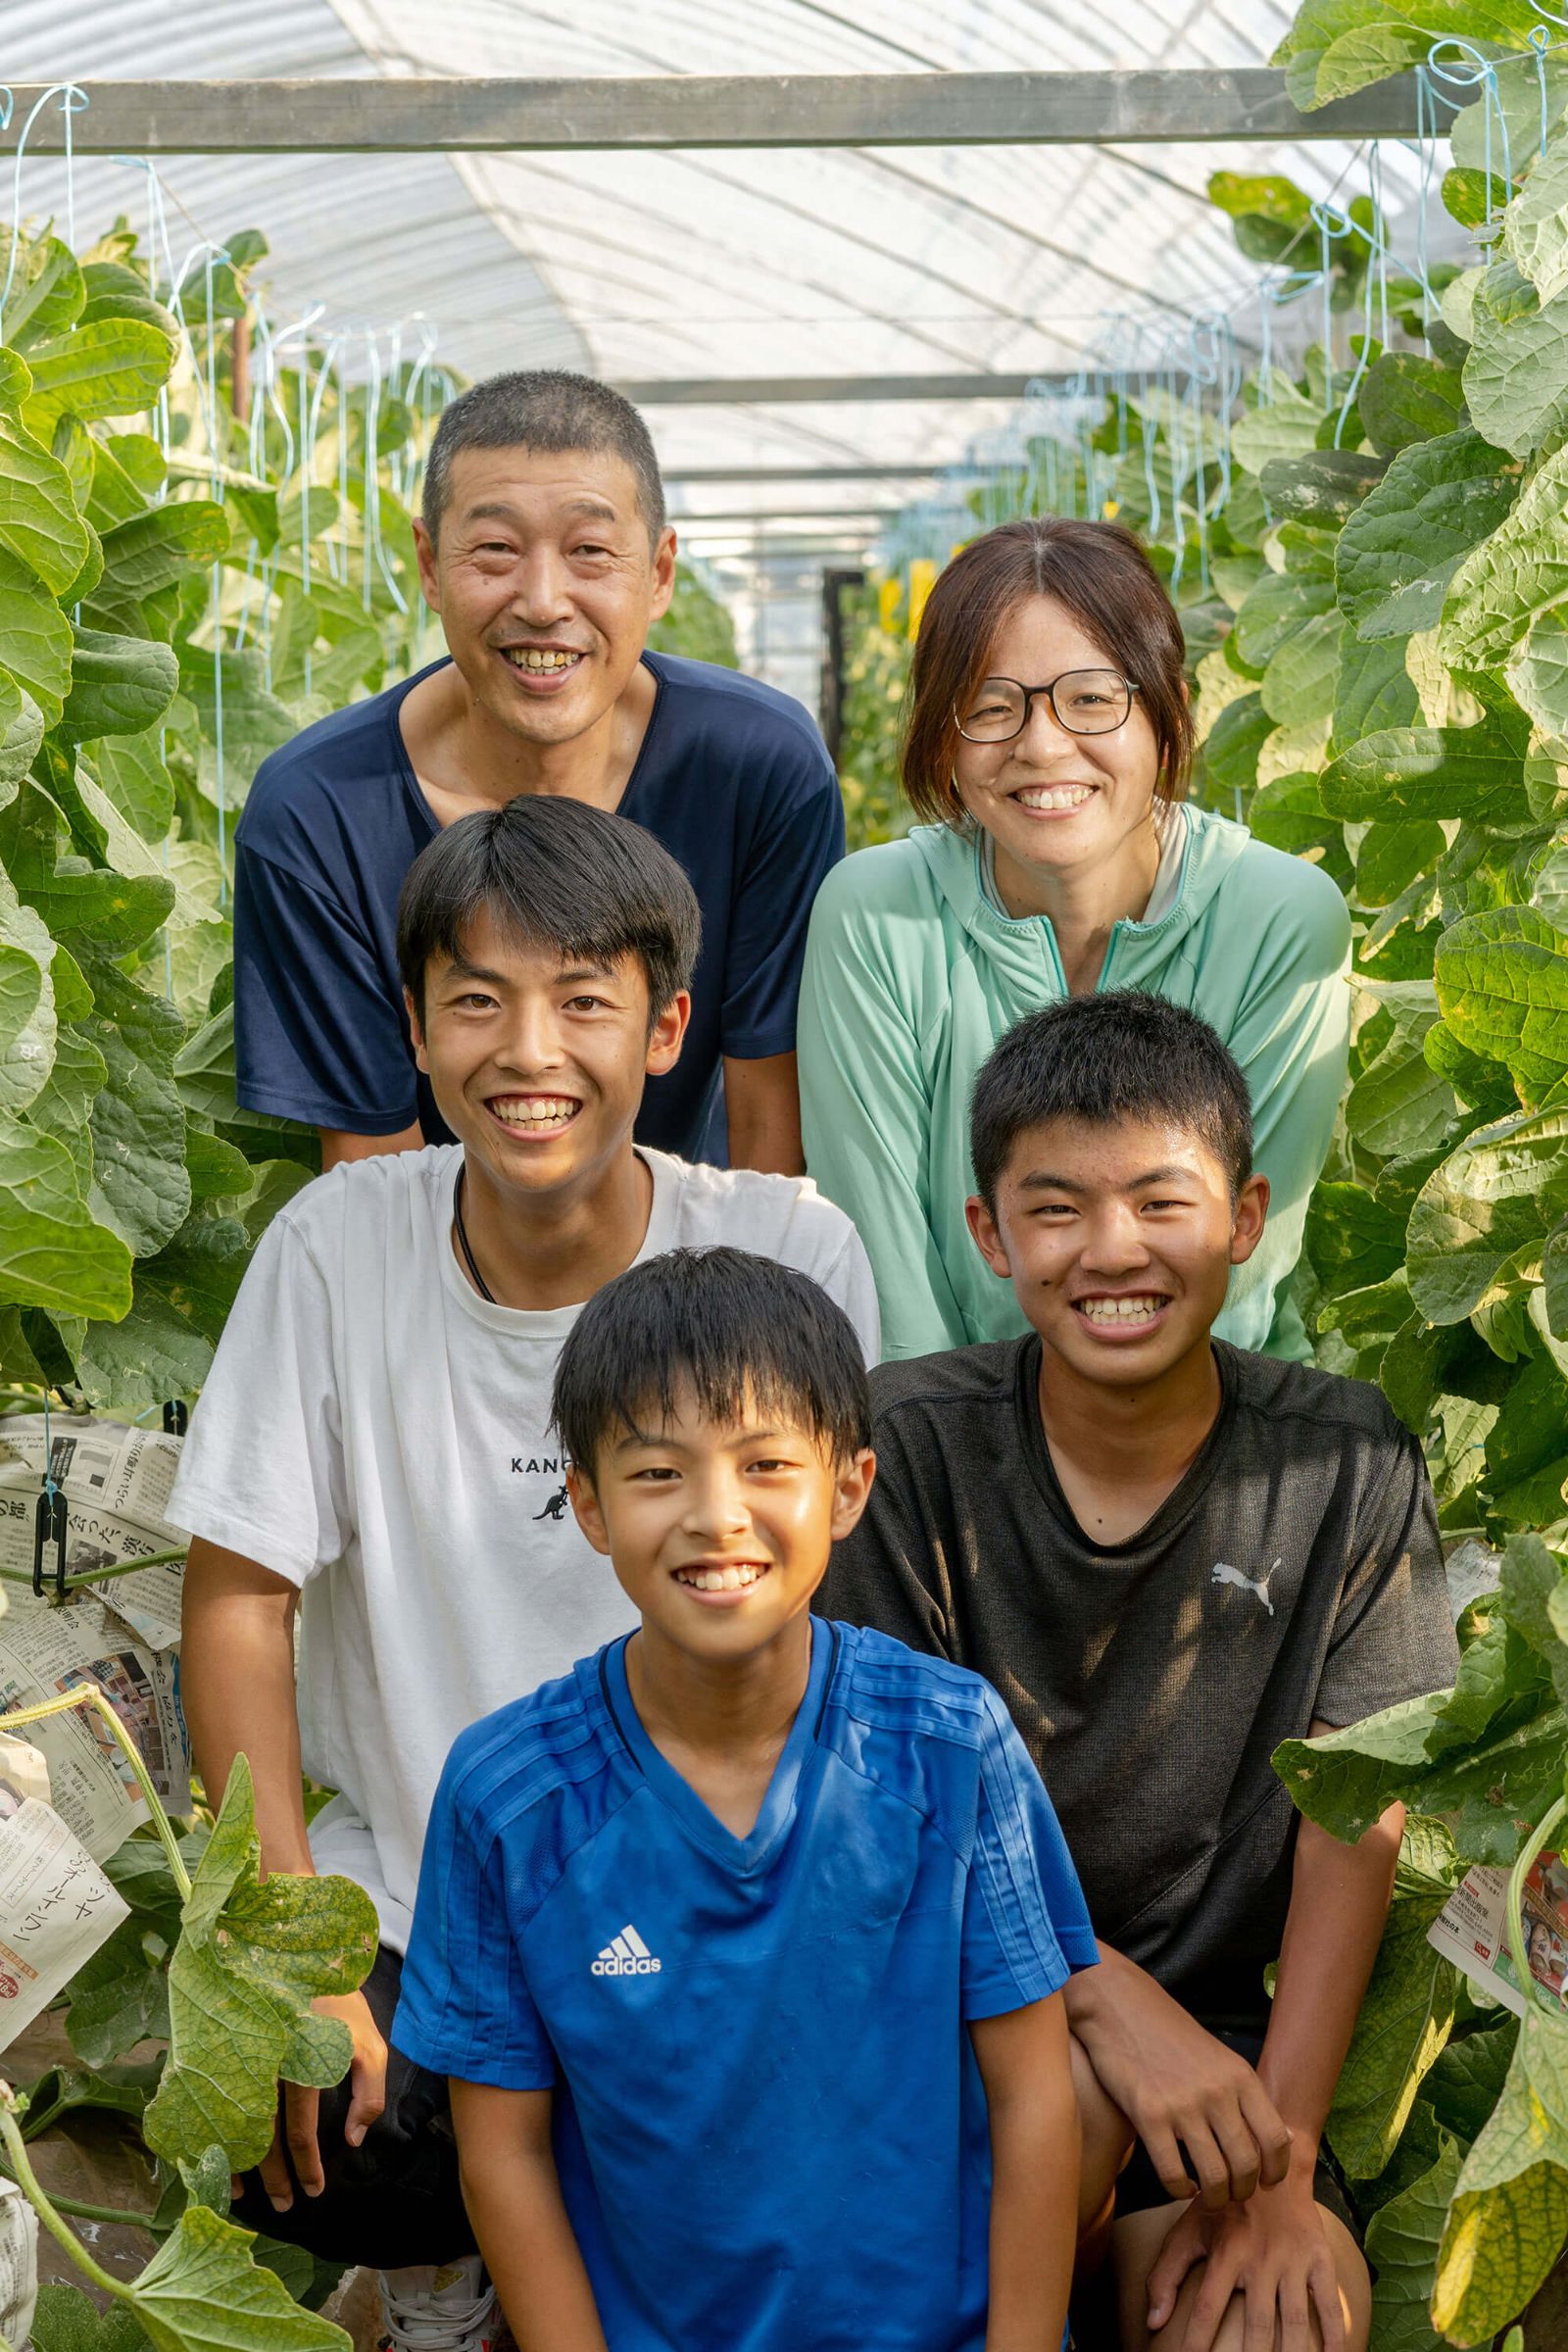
[376,2257,497,2352]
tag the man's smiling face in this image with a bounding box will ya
[408,906,688,1204]
[965,1113,1268,1387]
[414,445,676,748]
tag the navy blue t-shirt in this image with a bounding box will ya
[395,1619,1097,2352]
[232,652,844,1160]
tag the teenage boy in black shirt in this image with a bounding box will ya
[821,993,1459,2352]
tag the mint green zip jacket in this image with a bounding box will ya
[799,806,1350,1363]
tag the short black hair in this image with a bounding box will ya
[970,992,1253,1204]
[421,369,665,543]
[553,1247,871,1477]
[396,796,700,1021]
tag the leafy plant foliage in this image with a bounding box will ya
[830,3,1568,2331]
[0,217,431,1410]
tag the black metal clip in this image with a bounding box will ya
[32,1486,67,1599]
[162,1400,188,1437]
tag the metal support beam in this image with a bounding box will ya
[627,373,1071,406]
[13,71,1422,156]
[673,506,900,523]
[666,463,965,482]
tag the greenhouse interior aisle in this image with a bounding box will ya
[0,3,1565,2348]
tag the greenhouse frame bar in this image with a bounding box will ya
[18,69,1423,154]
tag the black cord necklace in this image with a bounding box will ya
[452,1167,499,1304]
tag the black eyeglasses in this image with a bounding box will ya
[954,670,1142,743]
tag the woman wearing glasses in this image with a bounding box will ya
[798,514,1349,1361]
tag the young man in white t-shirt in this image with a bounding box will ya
[172,795,877,2351]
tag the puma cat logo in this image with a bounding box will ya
[534,1485,570,1522]
[1211,1558,1282,1616]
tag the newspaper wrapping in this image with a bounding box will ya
[0,1415,185,1651]
[0,2180,37,2351]
[1428,1849,1568,2019]
[0,1739,49,1813]
[0,1594,189,1862]
[0,1798,129,2051]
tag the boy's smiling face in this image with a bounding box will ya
[965,1112,1268,1387]
[568,1384,874,1664]
[408,905,688,1202]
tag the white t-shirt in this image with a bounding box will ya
[169,1145,879,1949]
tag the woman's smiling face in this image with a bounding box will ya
[951,592,1163,887]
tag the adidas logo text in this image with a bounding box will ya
[592,1922,662,1977]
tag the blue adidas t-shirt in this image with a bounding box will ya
[395,1620,1098,2352]
[232,651,844,1160]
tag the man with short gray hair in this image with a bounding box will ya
[233,369,842,1175]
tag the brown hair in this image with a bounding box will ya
[900,515,1195,827]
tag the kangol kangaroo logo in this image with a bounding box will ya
[534,1485,570,1522]
[1211,1558,1282,1616]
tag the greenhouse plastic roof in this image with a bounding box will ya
[7,0,1441,536]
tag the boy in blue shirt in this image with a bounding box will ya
[394,1247,1098,2352]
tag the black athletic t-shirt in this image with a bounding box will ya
[820,1337,1458,2030]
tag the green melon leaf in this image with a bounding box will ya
[1338,429,1521,646]
[20,318,175,437]
[98,503,231,601]
[1328,1845,1459,2180]
[132,1213,251,1344]
[0,233,85,348]
[74,1299,216,1415]
[86,433,166,533]
[1347,995,1461,1160]
[1276,1691,1568,1865]
[1451,53,1568,176]
[0,547,73,727]
[1505,135,1568,308]
[1464,273,1568,458]
[85,729,175,845]
[1194,691,1272,806]
[1356,818,1447,907]
[0,1112,133,1318]
[79,956,191,1257]
[1407,1104,1568,1324]
[1506,610,1568,738]
[1261,607,1343,727]
[1427,2015,1520,2145]
[1259,447,1388,525]
[121,2202,351,2352]
[1248,770,1353,887]
[1320,708,1530,824]
[30,2283,149,2352]
[172,1004,239,1124]
[1334,629,1420,746]
[1231,382,1324,473]
[143,1756,377,2172]
[0,690,45,800]
[63,1910,172,2069]
[0,416,92,595]
[177,647,301,808]
[59,628,180,743]
[1277,1,1549,111]
[1443,441,1568,672]
[23,869,175,958]
[1358,353,1467,456]
[1444,167,1518,231]
[1484,1355,1568,1529]
[1233,573,1337,672]
[185,1130,253,1202]
[1365,2126,1466,2351]
[1433,2006,1568,2342]
[1435,905,1568,1101]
